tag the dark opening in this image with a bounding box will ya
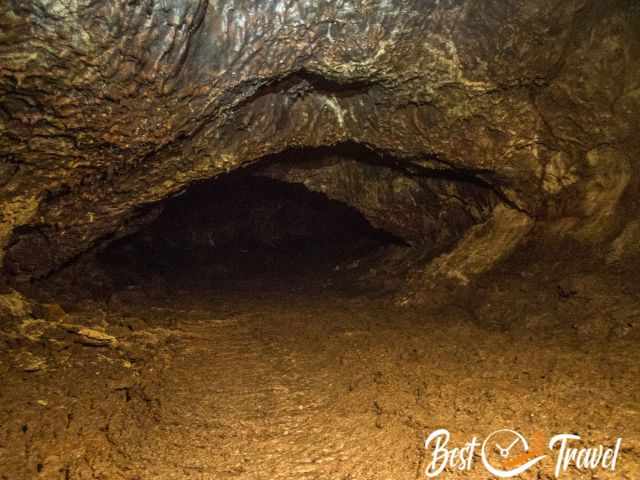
[98,171,406,293]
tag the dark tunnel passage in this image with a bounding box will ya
[2,141,501,288]
[98,171,408,295]
[68,142,503,301]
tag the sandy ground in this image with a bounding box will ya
[1,248,639,480]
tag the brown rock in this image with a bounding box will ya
[0,290,31,320]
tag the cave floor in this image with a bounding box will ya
[2,258,640,480]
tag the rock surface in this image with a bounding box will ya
[257,148,499,252]
[0,289,31,320]
[2,6,640,477]
[1,0,639,286]
[2,261,639,479]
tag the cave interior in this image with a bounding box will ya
[0,1,639,479]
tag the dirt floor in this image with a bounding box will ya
[1,244,639,480]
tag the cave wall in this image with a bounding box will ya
[257,152,498,253]
[1,0,639,282]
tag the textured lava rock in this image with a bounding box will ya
[257,149,499,252]
[1,0,639,283]
[0,289,31,321]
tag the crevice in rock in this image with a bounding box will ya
[236,69,381,107]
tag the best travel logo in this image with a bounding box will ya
[424,428,623,478]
